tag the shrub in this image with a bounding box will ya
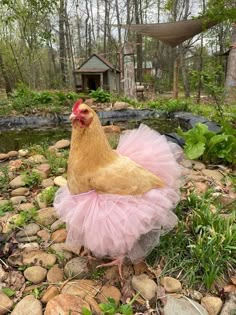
[23,171,42,188]
[89,88,111,103]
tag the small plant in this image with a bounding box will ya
[0,201,14,217]
[178,122,236,165]
[82,297,134,315]
[11,207,37,227]
[89,88,111,103]
[1,288,15,297]
[149,190,236,290]
[40,186,58,206]
[23,171,42,188]
[0,166,10,190]
[45,150,67,175]
[147,98,189,112]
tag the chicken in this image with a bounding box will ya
[54,99,181,277]
[67,100,164,196]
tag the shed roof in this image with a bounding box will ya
[121,18,218,47]
[75,53,120,73]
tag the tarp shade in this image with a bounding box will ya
[121,18,218,47]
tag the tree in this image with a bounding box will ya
[225,23,236,102]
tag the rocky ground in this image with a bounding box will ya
[0,127,235,315]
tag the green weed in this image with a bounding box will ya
[23,171,42,188]
[148,190,236,290]
[11,207,38,227]
[0,166,10,190]
[89,88,111,103]
[40,186,58,206]
[0,201,14,217]
[45,150,67,175]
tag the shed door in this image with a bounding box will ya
[87,75,100,90]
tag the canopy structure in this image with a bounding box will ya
[121,18,218,47]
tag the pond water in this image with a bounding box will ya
[0,117,183,153]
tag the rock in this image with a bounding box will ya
[202,169,224,181]
[32,168,47,180]
[189,289,203,301]
[50,243,73,260]
[41,178,54,188]
[193,182,209,194]
[132,274,158,300]
[164,295,208,315]
[7,150,18,158]
[16,223,40,238]
[113,101,129,110]
[11,295,42,315]
[62,279,99,298]
[11,187,29,196]
[51,228,67,243]
[53,176,67,187]
[51,219,65,231]
[54,139,70,149]
[36,193,47,209]
[223,285,236,293]
[8,159,23,171]
[0,153,9,160]
[47,265,64,282]
[22,250,57,267]
[18,203,35,211]
[18,243,40,250]
[28,154,47,164]
[220,293,236,315]
[18,149,28,157]
[36,207,58,225]
[97,285,121,305]
[161,277,182,293]
[85,98,94,106]
[0,292,13,315]
[180,159,192,169]
[9,175,25,188]
[0,200,10,206]
[37,163,51,178]
[24,266,47,284]
[201,296,223,315]
[41,286,60,304]
[17,235,39,242]
[10,196,27,205]
[44,294,90,315]
[192,161,206,171]
[103,125,121,133]
[64,257,89,279]
[37,229,51,241]
[0,265,7,282]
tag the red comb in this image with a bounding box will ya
[72,99,83,112]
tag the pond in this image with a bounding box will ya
[0,117,183,153]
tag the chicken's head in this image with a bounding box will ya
[70,99,94,128]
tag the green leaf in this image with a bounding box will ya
[1,288,15,297]
[185,142,206,160]
[82,307,92,315]
[119,304,133,315]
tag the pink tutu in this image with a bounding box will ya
[54,124,183,262]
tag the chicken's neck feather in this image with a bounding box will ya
[69,115,117,171]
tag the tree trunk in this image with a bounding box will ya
[59,0,67,85]
[225,23,236,103]
[123,43,136,98]
[134,0,142,83]
[0,50,12,96]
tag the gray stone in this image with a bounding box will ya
[164,295,208,315]
[0,153,9,160]
[202,169,224,181]
[220,293,236,315]
[113,101,129,110]
[11,187,29,196]
[132,274,158,300]
[22,250,57,267]
[27,154,47,164]
[7,150,18,158]
[201,296,223,315]
[54,139,70,149]
[50,243,73,260]
[18,203,35,211]
[64,257,89,279]
[41,178,54,188]
[0,292,13,314]
[161,277,182,293]
[16,223,40,238]
[9,175,25,188]
[36,207,58,226]
[11,295,42,315]
[51,219,65,232]
[24,266,47,284]
[10,196,27,205]
[17,235,39,243]
[47,265,64,282]
[18,149,28,157]
[54,176,67,187]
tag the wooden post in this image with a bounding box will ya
[173,57,180,99]
[100,73,103,89]
[225,23,236,103]
[123,42,136,99]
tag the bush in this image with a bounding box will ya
[89,88,111,103]
[147,98,190,112]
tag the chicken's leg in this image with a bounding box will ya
[97,257,124,278]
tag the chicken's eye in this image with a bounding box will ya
[81,109,88,114]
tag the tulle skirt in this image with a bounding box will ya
[54,124,183,262]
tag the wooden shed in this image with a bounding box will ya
[74,54,120,93]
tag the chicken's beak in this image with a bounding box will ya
[70,112,77,121]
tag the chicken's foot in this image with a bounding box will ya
[97,257,124,278]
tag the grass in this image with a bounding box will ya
[0,166,10,190]
[10,207,38,227]
[0,201,14,217]
[147,189,236,290]
[23,170,42,188]
[40,186,58,206]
